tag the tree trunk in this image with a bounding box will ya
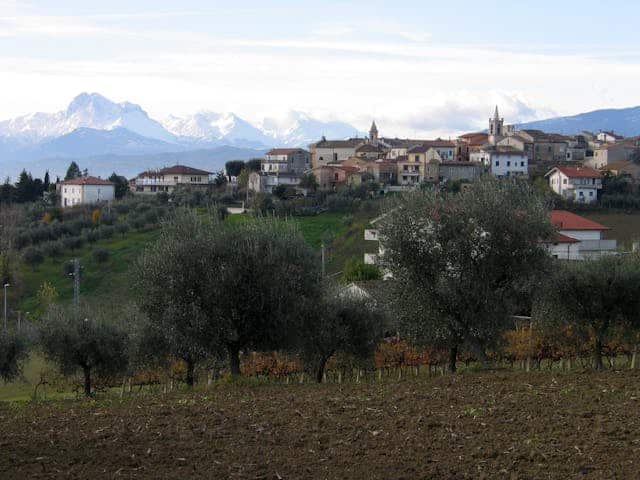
[185,358,196,387]
[594,336,604,371]
[82,365,91,397]
[228,343,241,376]
[448,345,458,373]
[631,348,638,370]
[316,355,330,383]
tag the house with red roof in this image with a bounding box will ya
[59,176,115,208]
[545,166,602,204]
[133,165,212,194]
[545,210,617,259]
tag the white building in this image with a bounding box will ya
[545,166,602,204]
[596,131,623,144]
[470,146,528,177]
[60,176,115,208]
[133,165,212,194]
[262,148,309,174]
[545,210,617,260]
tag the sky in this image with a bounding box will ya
[2,0,640,137]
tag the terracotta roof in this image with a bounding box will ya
[602,160,636,171]
[356,144,384,153]
[62,176,113,186]
[138,165,211,177]
[546,166,601,178]
[553,233,581,244]
[266,148,307,155]
[407,141,456,153]
[550,210,610,231]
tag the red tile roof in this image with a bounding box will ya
[548,166,601,178]
[550,210,610,231]
[138,165,211,177]
[554,233,581,244]
[61,176,113,186]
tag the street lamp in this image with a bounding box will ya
[3,283,10,332]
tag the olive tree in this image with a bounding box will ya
[0,331,28,381]
[539,254,640,370]
[40,304,129,396]
[135,210,322,380]
[204,217,322,375]
[378,177,553,372]
[133,210,219,386]
[300,285,386,382]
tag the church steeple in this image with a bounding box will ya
[369,120,379,145]
[489,106,504,145]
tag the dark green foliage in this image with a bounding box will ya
[0,331,28,381]
[224,160,245,178]
[341,258,381,283]
[39,304,129,396]
[65,161,82,181]
[92,247,110,263]
[134,210,322,382]
[300,287,385,382]
[538,255,640,369]
[108,173,129,199]
[22,246,44,270]
[214,170,228,188]
[299,172,319,192]
[245,159,262,172]
[378,177,554,372]
[115,223,129,237]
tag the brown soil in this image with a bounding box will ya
[1,370,639,479]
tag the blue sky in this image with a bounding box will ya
[2,0,640,136]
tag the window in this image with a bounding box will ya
[414,155,420,162]
[592,178,595,184]
[507,161,511,167]
[520,161,525,167]
[333,153,338,162]
[319,156,324,161]
[563,178,567,184]
[495,161,500,167]
[174,176,178,182]
[589,191,594,196]
[579,191,584,196]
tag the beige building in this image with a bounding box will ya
[587,143,636,169]
[133,165,212,194]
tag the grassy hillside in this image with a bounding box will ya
[14,209,377,316]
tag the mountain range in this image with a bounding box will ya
[0,93,365,179]
[2,93,640,180]
[517,106,640,136]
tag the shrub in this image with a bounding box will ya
[40,240,64,258]
[100,211,117,226]
[341,258,382,283]
[22,246,44,270]
[0,332,28,381]
[114,203,130,215]
[83,229,100,244]
[97,225,115,240]
[62,235,84,251]
[92,247,110,263]
[115,223,129,237]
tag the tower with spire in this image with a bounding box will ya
[489,106,504,145]
[369,120,379,146]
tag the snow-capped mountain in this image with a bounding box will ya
[0,92,175,143]
[163,112,275,148]
[0,92,366,179]
[260,111,365,146]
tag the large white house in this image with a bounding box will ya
[133,165,212,194]
[60,176,115,208]
[470,146,528,177]
[262,148,309,174]
[545,166,602,204]
[545,210,617,260]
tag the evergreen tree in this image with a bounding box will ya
[108,172,129,199]
[43,171,50,191]
[0,177,15,204]
[65,161,81,180]
[15,170,36,203]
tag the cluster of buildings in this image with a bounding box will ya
[58,105,640,209]
[247,107,640,202]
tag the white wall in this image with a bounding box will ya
[490,153,528,177]
[61,184,114,207]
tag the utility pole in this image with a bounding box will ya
[69,259,80,308]
[3,283,9,332]
[321,242,326,277]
